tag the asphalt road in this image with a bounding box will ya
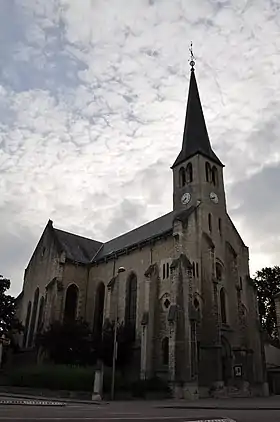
[0,402,280,422]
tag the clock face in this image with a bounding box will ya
[181,192,191,205]
[210,192,219,204]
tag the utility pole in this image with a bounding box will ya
[111,266,126,400]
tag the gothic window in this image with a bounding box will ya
[36,296,45,334]
[216,263,223,281]
[162,263,166,279]
[166,262,169,278]
[93,282,105,341]
[205,162,212,182]
[27,288,39,347]
[218,218,222,236]
[64,284,79,323]
[220,288,227,324]
[208,213,212,232]
[162,337,169,365]
[192,262,195,278]
[186,163,193,183]
[196,262,199,278]
[179,167,186,187]
[212,166,218,186]
[23,301,31,348]
[125,272,137,339]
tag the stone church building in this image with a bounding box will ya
[17,64,266,398]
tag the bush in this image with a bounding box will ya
[131,377,171,397]
[4,365,95,391]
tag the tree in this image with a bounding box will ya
[98,320,134,369]
[0,275,22,335]
[253,266,280,339]
[36,319,96,365]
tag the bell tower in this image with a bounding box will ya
[172,47,226,222]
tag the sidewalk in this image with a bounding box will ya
[0,392,280,410]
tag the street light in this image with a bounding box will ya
[111,266,126,400]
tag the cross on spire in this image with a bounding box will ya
[189,42,195,71]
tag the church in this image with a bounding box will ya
[16,60,266,398]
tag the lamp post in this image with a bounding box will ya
[111,266,126,400]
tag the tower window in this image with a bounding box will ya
[196,262,199,278]
[186,163,193,183]
[166,262,169,278]
[163,263,166,279]
[208,213,212,232]
[205,162,212,182]
[239,276,243,290]
[218,218,222,236]
[212,166,218,186]
[179,167,186,187]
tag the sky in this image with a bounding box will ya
[1,0,280,297]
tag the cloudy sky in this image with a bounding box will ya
[1,0,280,296]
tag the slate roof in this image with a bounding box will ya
[94,211,174,261]
[53,228,102,264]
[52,207,196,264]
[172,69,223,168]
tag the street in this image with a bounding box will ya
[0,400,280,422]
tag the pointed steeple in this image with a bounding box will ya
[172,55,223,168]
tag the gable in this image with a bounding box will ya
[53,228,102,264]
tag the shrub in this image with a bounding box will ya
[4,365,95,391]
[131,377,171,397]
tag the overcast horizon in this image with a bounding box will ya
[1,0,280,297]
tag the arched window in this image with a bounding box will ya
[36,296,45,334]
[216,263,223,281]
[179,167,186,187]
[27,288,39,347]
[93,282,105,340]
[208,213,212,232]
[205,162,212,182]
[162,337,169,365]
[162,263,166,280]
[186,163,193,183]
[23,301,32,348]
[196,262,199,278]
[220,288,227,324]
[125,273,137,339]
[192,262,195,278]
[218,218,222,236]
[64,284,79,323]
[166,263,169,278]
[212,166,218,186]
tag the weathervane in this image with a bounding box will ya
[189,42,195,70]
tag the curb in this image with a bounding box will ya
[158,405,280,411]
[0,394,106,406]
[0,399,66,406]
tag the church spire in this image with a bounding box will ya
[172,46,223,168]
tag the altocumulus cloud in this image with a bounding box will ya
[1,0,280,295]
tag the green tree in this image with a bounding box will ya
[36,319,96,366]
[98,320,134,369]
[253,266,280,339]
[0,275,22,334]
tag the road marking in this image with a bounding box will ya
[0,400,65,406]
[0,417,236,421]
